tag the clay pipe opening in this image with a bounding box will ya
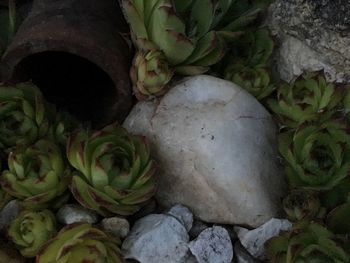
[12,51,116,123]
[0,0,133,127]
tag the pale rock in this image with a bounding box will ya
[268,0,350,83]
[167,204,194,231]
[56,204,99,225]
[122,214,190,263]
[235,218,292,260]
[274,35,339,83]
[0,200,20,230]
[101,217,130,238]
[188,226,233,263]
[123,75,286,227]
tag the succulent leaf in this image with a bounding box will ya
[0,139,71,208]
[279,122,350,191]
[283,190,322,222]
[130,49,174,100]
[36,223,123,263]
[8,209,56,258]
[225,65,275,100]
[268,72,344,128]
[327,203,350,235]
[67,123,157,216]
[121,0,268,99]
[0,83,54,153]
[265,221,350,263]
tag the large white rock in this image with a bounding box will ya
[123,75,285,227]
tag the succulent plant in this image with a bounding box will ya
[283,190,322,222]
[121,0,267,98]
[0,83,53,153]
[279,121,350,191]
[36,223,123,263]
[130,49,174,99]
[67,123,157,216]
[327,202,350,235]
[320,177,350,210]
[265,221,350,262]
[8,209,56,258]
[0,139,71,208]
[222,29,274,100]
[268,72,344,128]
[225,65,274,100]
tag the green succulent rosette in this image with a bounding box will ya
[67,123,157,216]
[225,65,274,100]
[36,223,123,263]
[130,49,174,99]
[121,0,268,98]
[279,122,350,191]
[265,221,350,263]
[327,201,350,235]
[8,209,56,258]
[268,72,344,128]
[0,139,71,208]
[0,83,53,153]
[283,190,322,222]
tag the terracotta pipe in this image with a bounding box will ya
[0,0,132,127]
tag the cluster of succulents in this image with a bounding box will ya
[0,83,158,261]
[263,71,350,261]
[121,0,272,99]
[223,28,275,101]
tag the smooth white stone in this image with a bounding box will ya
[123,75,286,227]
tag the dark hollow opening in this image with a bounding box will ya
[12,51,116,124]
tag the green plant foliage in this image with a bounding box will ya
[283,189,322,222]
[121,0,269,98]
[279,121,350,191]
[8,209,56,258]
[67,123,157,216]
[36,223,123,263]
[268,72,344,129]
[265,221,350,263]
[0,83,55,153]
[0,139,71,208]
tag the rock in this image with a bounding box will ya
[167,204,193,231]
[268,0,350,83]
[122,214,190,263]
[123,75,286,227]
[56,204,99,225]
[189,220,211,239]
[234,242,259,263]
[101,217,130,238]
[235,218,292,260]
[0,200,20,230]
[188,226,233,263]
[273,36,340,83]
